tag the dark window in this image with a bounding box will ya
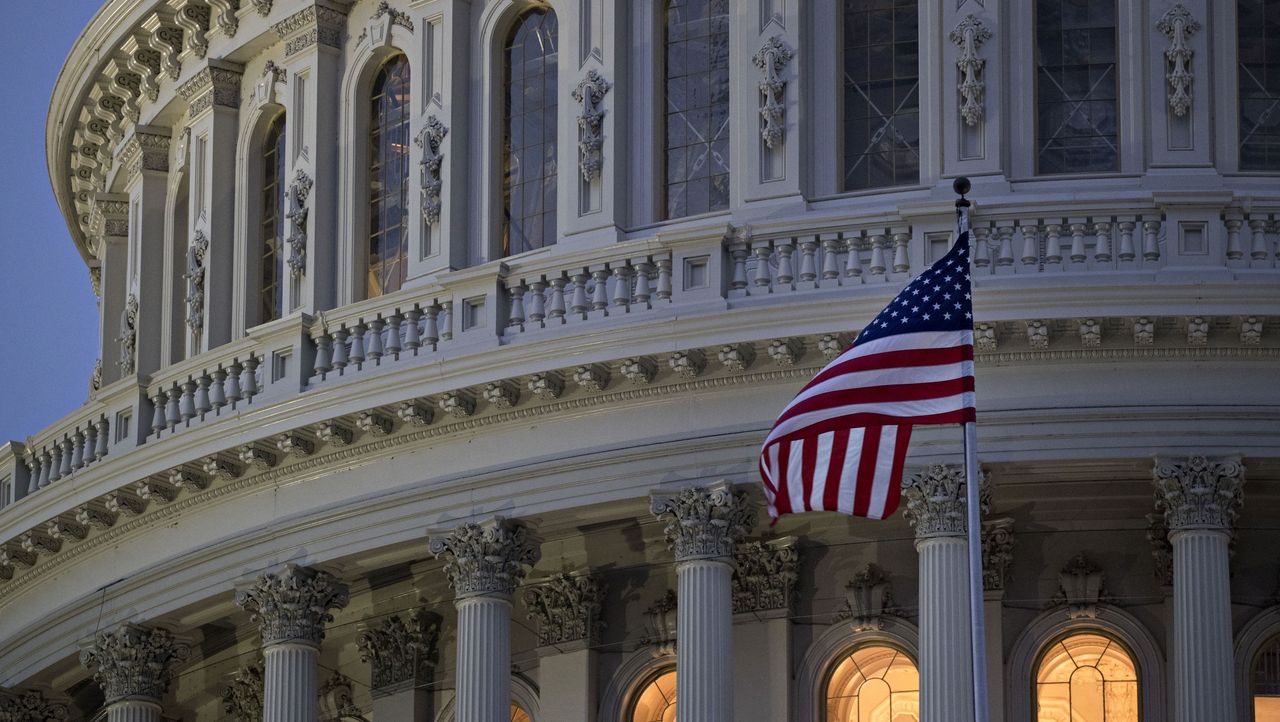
[664,0,731,219]
[843,0,920,191]
[503,8,559,257]
[1239,0,1280,170]
[368,55,411,297]
[259,113,285,323]
[1035,0,1119,174]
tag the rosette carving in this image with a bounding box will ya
[80,624,190,703]
[650,481,754,562]
[357,609,440,691]
[235,564,350,646]
[902,464,989,539]
[523,572,605,647]
[428,518,541,600]
[1153,456,1244,532]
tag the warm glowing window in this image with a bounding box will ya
[630,669,676,722]
[1036,633,1138,722]
[1239,0,1280,170]
[502,8,559,257]
[825,645,919,722]
[842,0,920,191]
[1034,0,1119,174]
[1254,636,1280,720]
[368,55,411,298]
[259,112,286,323]
[511,703,532,722]
[664,0,731,219]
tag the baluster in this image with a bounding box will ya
[1019,223,1040,267]
[94,417,109,460]
[210,369,228,408]
[509,284,527,328]
[547,277,568,321]
[821,237,841,281]
[612,265,632,310]
[570,272,590,318]
[82,426,96,466]
[423,305,441,347]
[868,233,888,276]
[1249,216,1269,261]
[995,226,1015,267]
[49,446,63,483]
[349,324,367,365]
[1143,220,1162,261]
[590,268,610,312]
[1044,224,1063,266]
[1092,221,1112,263]
[1223,217,1243,261]
[241,357,260,398]
[892,230,911,273]
[798,239,819,284]
[528,280,547,325]
[440,301,454,341]
[971,226,991,268]
[1272,220,1280,263]
[179,380,197,421]
[313,333,333,374]
[71,431,86,470]
[59,439,73,477]
[403,308,422,349]
[752,243,773,289]
[728,244,749,292]
[845,235,865,281]
[330,330,349,370]
[166,385,181,430]
[195,375,212,415]
[151,391,168,433]
[225,363,243,402]
[1117,221,1136,262]
[632,261,653,308]
[1068,222,1087,264]
[656,258,673,301]
[386,314,403,356]
[367,318,385,360]
[775,239,795,288]
[38,451,52,488]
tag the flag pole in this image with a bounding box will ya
[955,177,990,722]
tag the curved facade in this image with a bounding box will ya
[2,0,1279,720]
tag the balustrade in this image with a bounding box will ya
[970,212,1165,273]
[309,298,454,383]
[725,226,913,297]
[501,252,673,334]
[146,353,264,439]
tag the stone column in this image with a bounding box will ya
[524,572,606,722]
[650,481,754,722]
[358,608,441,722]
[80,624,190,722]
[88,193,130,389]
[903,465,988,722]
[117,125,171,379]
[1154,456,1244,722]
[429,518,541,722]
[235,564,349,722]
[732,538,799,722]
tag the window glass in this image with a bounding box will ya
[1239,0,1280,170]
[368,55,411,297]
[825,645,919,722]
[842,0,920,191]
[1036,632,1138,722]
[503,8,559,257]
[511,703,532,722]
[664,0,731,219]
[259,112,286,323]
[631,669,677,722]
[1254,636,1280,720]
[1035,0,1119,174]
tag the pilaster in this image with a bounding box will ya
[90,193,131,388]
[734,0,803,208]
[980,518,1013,722]
[117,125,172,380]
[80,624,190,722]
[1148,2,1212,168]
[942,6,1001,177]
[357,608,440,722]
[732,537,797,722]
[524,572,606,722]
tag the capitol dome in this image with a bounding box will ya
[1,0,1278,721]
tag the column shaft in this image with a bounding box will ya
[917,536,975,722]
[676,559,734,722]
[1171,530,1235,721]
[106,700,161,722]
[455,596,511,722]
[263,642,319,722]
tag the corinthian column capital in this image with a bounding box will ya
[0,689,70,721]
[649,480,755,562]
[79,624,190,704]
[902,464,990,539]
[1154,456,1245,532]
[235,564,349,647]
[523,572,606,648]
[357,608,440,692]
[428,518,541,600]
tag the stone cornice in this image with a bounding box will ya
[117,125,171,180]
[176,59,244,117]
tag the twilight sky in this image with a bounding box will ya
[0,1,109,443]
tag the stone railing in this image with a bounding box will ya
[308,287,456,385]
[726,223,916,297]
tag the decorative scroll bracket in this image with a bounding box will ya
[414,116,448,224]
[752,36,793,149]
[1157,4,1199,117]
[286,169,314,280]
[571,69,611,181]
[949,14,992,126]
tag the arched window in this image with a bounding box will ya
[825,645,918,722]
[511,703,533,722]
[259,112,286,323]
[1034,0,1118,174]
[664,0,730,219]
[1035,632,1138,722]
[1239,0,1280,170]
[502,8,559,257]
[1254,636,1280,719]
[630,669,676,722]
[842,0,920,191]
[368,55,411,298]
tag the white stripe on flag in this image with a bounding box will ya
[767,391,972,444]
[837,428,865,515]
[810,432,834,511]
[766,443,780,493]
[787,439,807,514]
[866,426,899,519]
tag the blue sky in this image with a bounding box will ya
[0,1,107,443]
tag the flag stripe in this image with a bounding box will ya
[822,429,849,511]
[852,427,882,517]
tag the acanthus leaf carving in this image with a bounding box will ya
[175,2,211,59]
[732,537,798,614]
[207,0,240,37]
[902,464,989,538]
[650,481,754,562]
[835,564,899,631]
[184,229,210,342]
[1146,512,1173,586]
[221,663,264,722]
[981,517,1015,591]
[571,70,611,181]
[1157,4,1200,118]
[0,690,70,722]
[286,170,314,280]
[751,36,793,149]
[414,116,448,224]
[357,609,440,691]
[523,572,606,647]
[639,590,677,657]
[235,564,350,646]
[1051,553,1106,619]
[949,14,991,126]
[1153,455,1244,532]
[428,518,541,599]
[117,293,139,376]
[80,624,191,703]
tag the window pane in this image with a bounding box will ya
[1239,0,1280,170]
[1035,633,1138,722]
[842,0,920,191]
[631,669,677,722]
[368,56,411,298]
[665,0,731,219]
[825,645,919,722]
[503,9,559,257]
[259,113,286,323]
[1035,0,1119,174]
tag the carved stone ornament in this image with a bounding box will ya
[317,672,366,722]
[1157,4,1200,117]
[650,481,754,562]
[117,293,140,376]
[1146,512,1174,586]
[428,518,541,600]
[981,518,1015,591]
[357,609,440,691]
[835,564,898,631]
[185,229,209,338]
[1052,553,1105,619]
[639,590,677,657]
[523,572,606,647]
[221,663,264,722]
[176,61,243,117]
[175,2,211,58]
[751,36,793,149]
[949,14,991,126]
[89,359,103,399]
[526,371,564,401]
[718,343,756,372]
[668,349,706,379]
[732,538,798,614]
[252,0,272,16]
[207,0,240,38]
[0,690,69,722]
[572,364,610,392]
[902,464,990,539]
[119,127,171,179]
[1153,456,1245,532]
[80,624,191,703]
[571,69,612,181]
[373,1,414,31]
[272,5,348,58]
[286,170,314,280]
[235,564,350,647]
[767,337,803,365]
[414,116,448,224]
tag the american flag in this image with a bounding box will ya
[759,232,977,520]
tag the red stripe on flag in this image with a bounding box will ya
[776,377,975,426]
[880,425,913,519]
[822,429,849,511]
[806,344,975,390]
[768,408,975,447]
[852,426,882,517]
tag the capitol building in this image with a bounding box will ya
[1,0,1278,720]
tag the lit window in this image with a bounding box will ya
[1035,0,1119,174]
[1254,635,1280,720]
[1035,632,1138,722]
[368,55,411,298]
[842,0,920,191]
[259,112,286,323]
[825,645,919,722]
[664,0,730,219]
[502,8,559,257]
[511,703,532,722]
[631,669,676,722]
[1239,0,1280,170]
